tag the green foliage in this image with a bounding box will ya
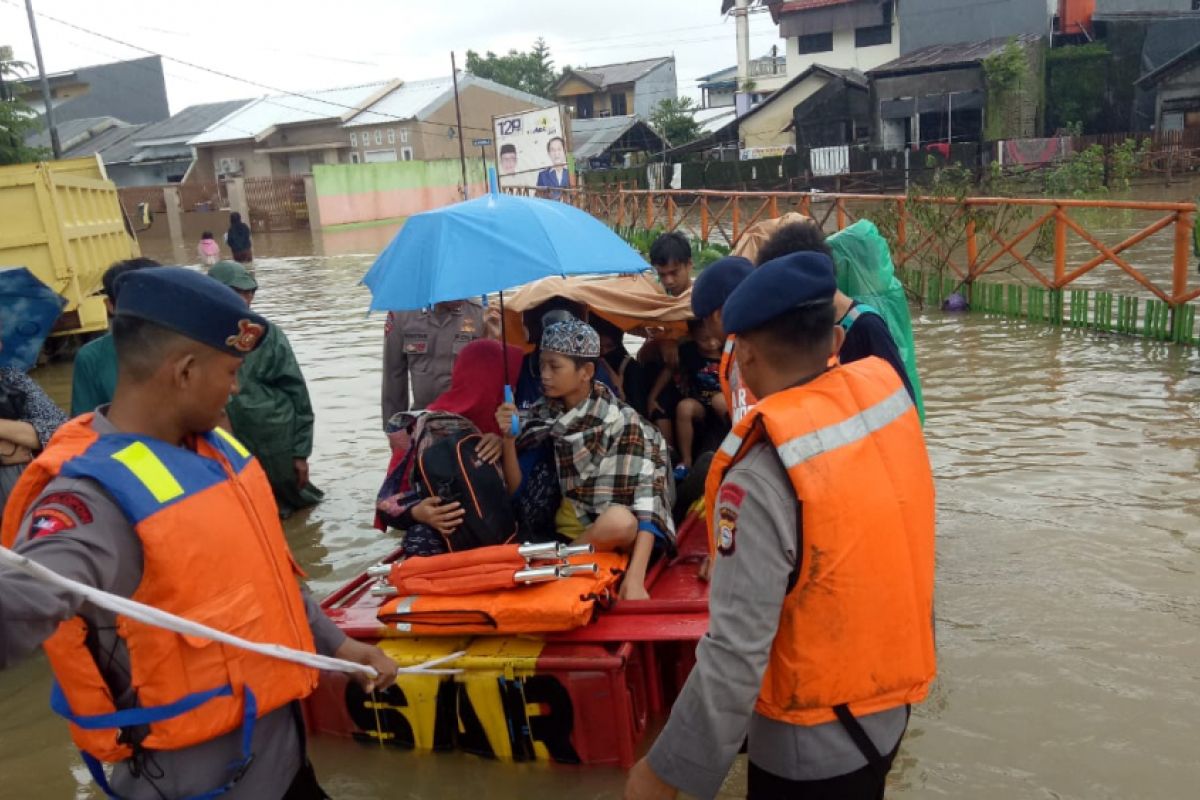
[866,163,1032,303]
[0,45,47,166]
[1045,144,1106,196]
[1042,138,1149,197]
[649,97,702,148]
[982,39,1030,141]
[1045,43,1109,134]
[465,37,560,99]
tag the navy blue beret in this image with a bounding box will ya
[691,256,753,319]
[114,266,270,357]
[723,251,837,335]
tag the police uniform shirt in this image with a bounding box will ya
[0,410,347,799]
[381,302,485,424]
[646,441,907,799]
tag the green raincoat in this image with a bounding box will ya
[226,323,323,516]
[828,220,926,423]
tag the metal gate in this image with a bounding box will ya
[244,176,309,231]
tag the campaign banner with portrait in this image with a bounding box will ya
[493,106,573,193]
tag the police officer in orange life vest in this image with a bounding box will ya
[625,251,936,800]
[0,268,397,799]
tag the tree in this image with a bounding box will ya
[649,97,703,148]
[466,37,560,99]
[1,46,46,166]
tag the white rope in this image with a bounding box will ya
[0,547,463,678]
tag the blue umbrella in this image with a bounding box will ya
[362,169,648,312]
[362,167,648,432]
[0,267,66,372]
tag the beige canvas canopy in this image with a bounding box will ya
[731,212,814,264]
[503,272,693,342]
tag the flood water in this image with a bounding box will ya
[2,231,1199,798]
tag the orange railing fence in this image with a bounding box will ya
[514,186,1200,344]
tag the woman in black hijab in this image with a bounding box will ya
[225,212,253,263]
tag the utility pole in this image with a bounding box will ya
[450,51,470,200]
[24,0,60,159]
[734,0,752,117]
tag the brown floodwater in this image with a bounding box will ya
[2,219,1199,798]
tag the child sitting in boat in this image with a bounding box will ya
[649,317,729,473]
[375,339,524,556]
[496,319,676,600]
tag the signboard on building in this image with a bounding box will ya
[493,106,573,192]
[739,145,796,161]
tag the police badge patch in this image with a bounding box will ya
[717,505,737,556]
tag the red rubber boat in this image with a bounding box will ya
[305,511,709,767]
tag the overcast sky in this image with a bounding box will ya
[1,0,786,113]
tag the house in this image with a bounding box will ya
[16,55,169,133]
[571,115,668,169]
[680,63,869,157]
[189,76,551,179]
[343,74,551,163]
[25,117,144,162]
[1136,41,1200,132]
[868,35,1045,149]
[766,0,900,80]
[898,0,1054,55]
[696,51,789,108]
[189,80,402,180]
[1092,2,1200,130]
[552,57,677,120]
[103,100,253,185]
[790,66,870,147]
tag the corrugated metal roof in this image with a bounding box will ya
[869,34,1042,76]
[84,124,152,163]
[558,57,673,91]
[571,115,665,159]
[693,106,737,135]
[189,80,396,145]
[135,100,253,144]
[345,74,550,128]
[26,116,123,150]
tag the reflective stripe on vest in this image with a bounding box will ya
[111,442,185,503]
[62,435,230,523]
[209,427,252,467]
[776,386,912,469]
[839,302,880,331]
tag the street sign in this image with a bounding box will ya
[472,138,493,147]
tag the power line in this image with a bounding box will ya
[0,0,500,137]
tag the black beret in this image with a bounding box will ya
[114,267,270,357]
[723,251,837,335]
[691,256,753,319]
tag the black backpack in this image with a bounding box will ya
[415,432,517,551]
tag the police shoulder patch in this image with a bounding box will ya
[716,480,744,557]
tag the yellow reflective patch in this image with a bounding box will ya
[112,442,184,503]
[212,426,251,458]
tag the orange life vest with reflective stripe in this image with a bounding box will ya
[1,415,318,762]
[377,551,627,635]
[719,336,757,427]
[703,357,936,726]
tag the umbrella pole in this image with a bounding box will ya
[499,290,510,388]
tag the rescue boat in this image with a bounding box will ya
[305,510,709,767]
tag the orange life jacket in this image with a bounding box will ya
[1,415,318,763]
[704,357,936,726]
[719,336,757,426]
[377,551,627,634]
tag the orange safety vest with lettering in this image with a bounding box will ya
[1,415,318,762]
[718,336,758,427]
[703,357,936,726]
